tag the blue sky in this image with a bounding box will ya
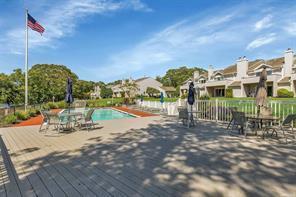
[0,0,296,82]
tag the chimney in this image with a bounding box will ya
[193,70,200,81]
[284,48,294,76]
[236,56,248,79]
[208,65,214,80]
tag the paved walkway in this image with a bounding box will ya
[0,116,295,197]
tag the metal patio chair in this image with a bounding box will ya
[78,109,99,131]
[227,107,238,129]
[263,114,296,143]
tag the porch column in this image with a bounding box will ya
[273,82,278,97]
[240,84,246,97]
[292,80,296,97]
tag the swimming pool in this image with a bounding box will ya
[61,108,135,121]
[92,108,135,121]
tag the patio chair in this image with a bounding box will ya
[263,114,296,143]
[178,107,190,127]
[39,110,72,133]
[78,109,98,131]
[230,111,254,137]
[39,110,50,132]
[227,107,238,129]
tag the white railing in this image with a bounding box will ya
[137,100,179,115]
[137,99,296,123]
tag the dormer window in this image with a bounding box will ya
[214,74,223,81]
[199,79,206,83]
[256,70,272,76]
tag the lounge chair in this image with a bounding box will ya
[78,109,98,131]
[263,114,296,143]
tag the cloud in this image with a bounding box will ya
[95,12,240,79]
[284,22,296,36]
[254,15,273,31]
[246,33,277,50]
[0,0,151,54]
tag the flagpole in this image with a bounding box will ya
[25,9,28,111]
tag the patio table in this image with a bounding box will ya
[246,114,280,136]
[58,112,83,131]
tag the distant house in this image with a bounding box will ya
[90,86,101,99]
[111,77,176,97]
[180,48,296,97]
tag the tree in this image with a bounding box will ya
[146,87,160,97]
[74,80,95,100]
[0,73,18,105]
[29,64,78,104]
[8,69,25,104]
[120,80,139,98]
[159,66,206,87]
[100,86,113,98]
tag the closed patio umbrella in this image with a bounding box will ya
[187,82,195,106]
[187,82,195,127]
[65,77,74,112]
[255,65,268,115]
[160,92,164,103]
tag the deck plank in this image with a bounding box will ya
[23,127,127,197]
[0,116,295,197]
[4,129,52,197]
[18,127,96,197]
[0,134,22,197]
[1,134,36,197]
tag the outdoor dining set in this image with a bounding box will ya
[227,108,296,143]
[39,107,98,133]
[39,101,98,132]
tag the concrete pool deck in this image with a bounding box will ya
[0,116,295,196]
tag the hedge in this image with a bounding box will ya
[277,88,294,98]
[225,88,233,98]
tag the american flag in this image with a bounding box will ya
[27,13,45,35]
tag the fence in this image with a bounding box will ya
[0,104,42,119]
[138,99,296,123]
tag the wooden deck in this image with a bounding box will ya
[0,116,295,197]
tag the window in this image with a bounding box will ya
[214,89,225,97]
[256,70,272,76]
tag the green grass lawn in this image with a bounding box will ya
[142,97,178,102]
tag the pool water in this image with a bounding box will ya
[91,108,135,121]
[61,108,135,121]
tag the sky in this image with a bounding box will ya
[0,0,296,82]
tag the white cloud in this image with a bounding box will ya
[246,33,277,50]
[254,15,273,31]
[94,12,240,79]
[284,22,296,35]
[0,0,151,54]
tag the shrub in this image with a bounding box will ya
[47,102,58,109]
[28,109,38,117]
[4,114,17,124]
[56,101,67,109]
[277,88,294,98]
[181,93,188,99]
[225,88,233,98]
[15,111,30,120]
[86,98,124,107]
[199,94,210,100]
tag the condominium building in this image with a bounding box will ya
[112,77,176,98]
[180,48,296,97]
